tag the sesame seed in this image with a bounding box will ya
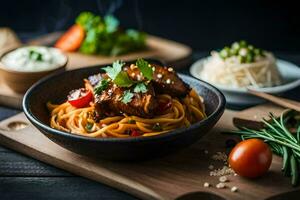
[152,67,155,71]
[219,176,228,183]
[231,186,238,192]
[204,150,209,154]
[157,74,162,79]
[130,64,137,70]
[216,183,226,189]
[203,182,210,188]
[168,67,173,72]
[137,75,142,81]
[166,79,171,84]
[208,165,214,170]
[209,166,234,176]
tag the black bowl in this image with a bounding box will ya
[23,63,225,161]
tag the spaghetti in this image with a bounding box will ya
[48,88,206,138]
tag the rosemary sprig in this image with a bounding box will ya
[227,110,300,186]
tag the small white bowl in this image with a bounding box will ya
[190,57,300,105]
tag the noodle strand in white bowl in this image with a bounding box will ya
[200,41,282,88]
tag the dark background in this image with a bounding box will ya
[1,0,300,52]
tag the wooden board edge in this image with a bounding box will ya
[0,113,164,200]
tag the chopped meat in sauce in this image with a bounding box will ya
[90,62,190,119]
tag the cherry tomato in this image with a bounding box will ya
[55,24,85,52]
[68,88,93,108]
[228,139,272,178]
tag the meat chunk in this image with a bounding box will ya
[125,63,190,97]
[94,82,157,118]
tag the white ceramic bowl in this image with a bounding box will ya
[190,57,300,105]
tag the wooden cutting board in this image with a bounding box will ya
[0,32,192,109]
[0,103,299,200]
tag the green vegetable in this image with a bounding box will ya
[136,58,153,80]
[103,60,135,87]
[152,123,162,131]
[29,50,43,61]
[85,122,93,132]
[75,11,146,56]
[122,90,134,104]
[94,79,110,95]
[134,83,148,93]
[227,110,300,186]
[104,15,119,33]
[103,60,124,80]
[114,71,135,87]
[128,119,136,124]
[218,40,266,63]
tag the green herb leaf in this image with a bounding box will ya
[29,50,43,61]
[103,60,124,80]
[128,119,136,124]
[136,58,153,80]
[133,83,148,93]
[114,71,135,87]
[94,79,110,94]
[104,15,119,33]
[122,90,134,104]
[152,123,162,131]
[85,122,93,132]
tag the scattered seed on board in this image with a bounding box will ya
[216,183,226,189]
[210,166,234,176]
[203,182,210,188]
[208,165,214,170]
[219,176,228,183]
[211,151,228,162]
[231,186,238,192]
[204,150,209,154]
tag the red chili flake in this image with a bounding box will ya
[130,129,141,137]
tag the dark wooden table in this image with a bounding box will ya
[0,52,299,199]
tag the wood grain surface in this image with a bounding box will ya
[0,34,191,109]
[0,104,299,200]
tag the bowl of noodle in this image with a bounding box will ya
[23,60,225,160]
[190,41,300,105]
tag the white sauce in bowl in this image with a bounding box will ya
[1,46,67,72]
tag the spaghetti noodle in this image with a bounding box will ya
[48,88,206,138]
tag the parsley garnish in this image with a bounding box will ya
[122,90,134,104]
[133,83,148,93]
[103,60,124,80]
[152,123,162,131]
[103,60,135,87]
[94,79,109,94]
[114,71,135,87]
[136,58,153,80]
[85,123,93,132]
[29,50,43,61]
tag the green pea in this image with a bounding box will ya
[245,53,254,63]
[238,55,246,63]
[232,42,240,50]
[230,48,238,56]
[254,48,263,56]
[248,45,254,50]
[239,40,247,47]
[219,48,230,59]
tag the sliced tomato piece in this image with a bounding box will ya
[130,129,142,137]
[55,24,85,52]
[68,88,93,108]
